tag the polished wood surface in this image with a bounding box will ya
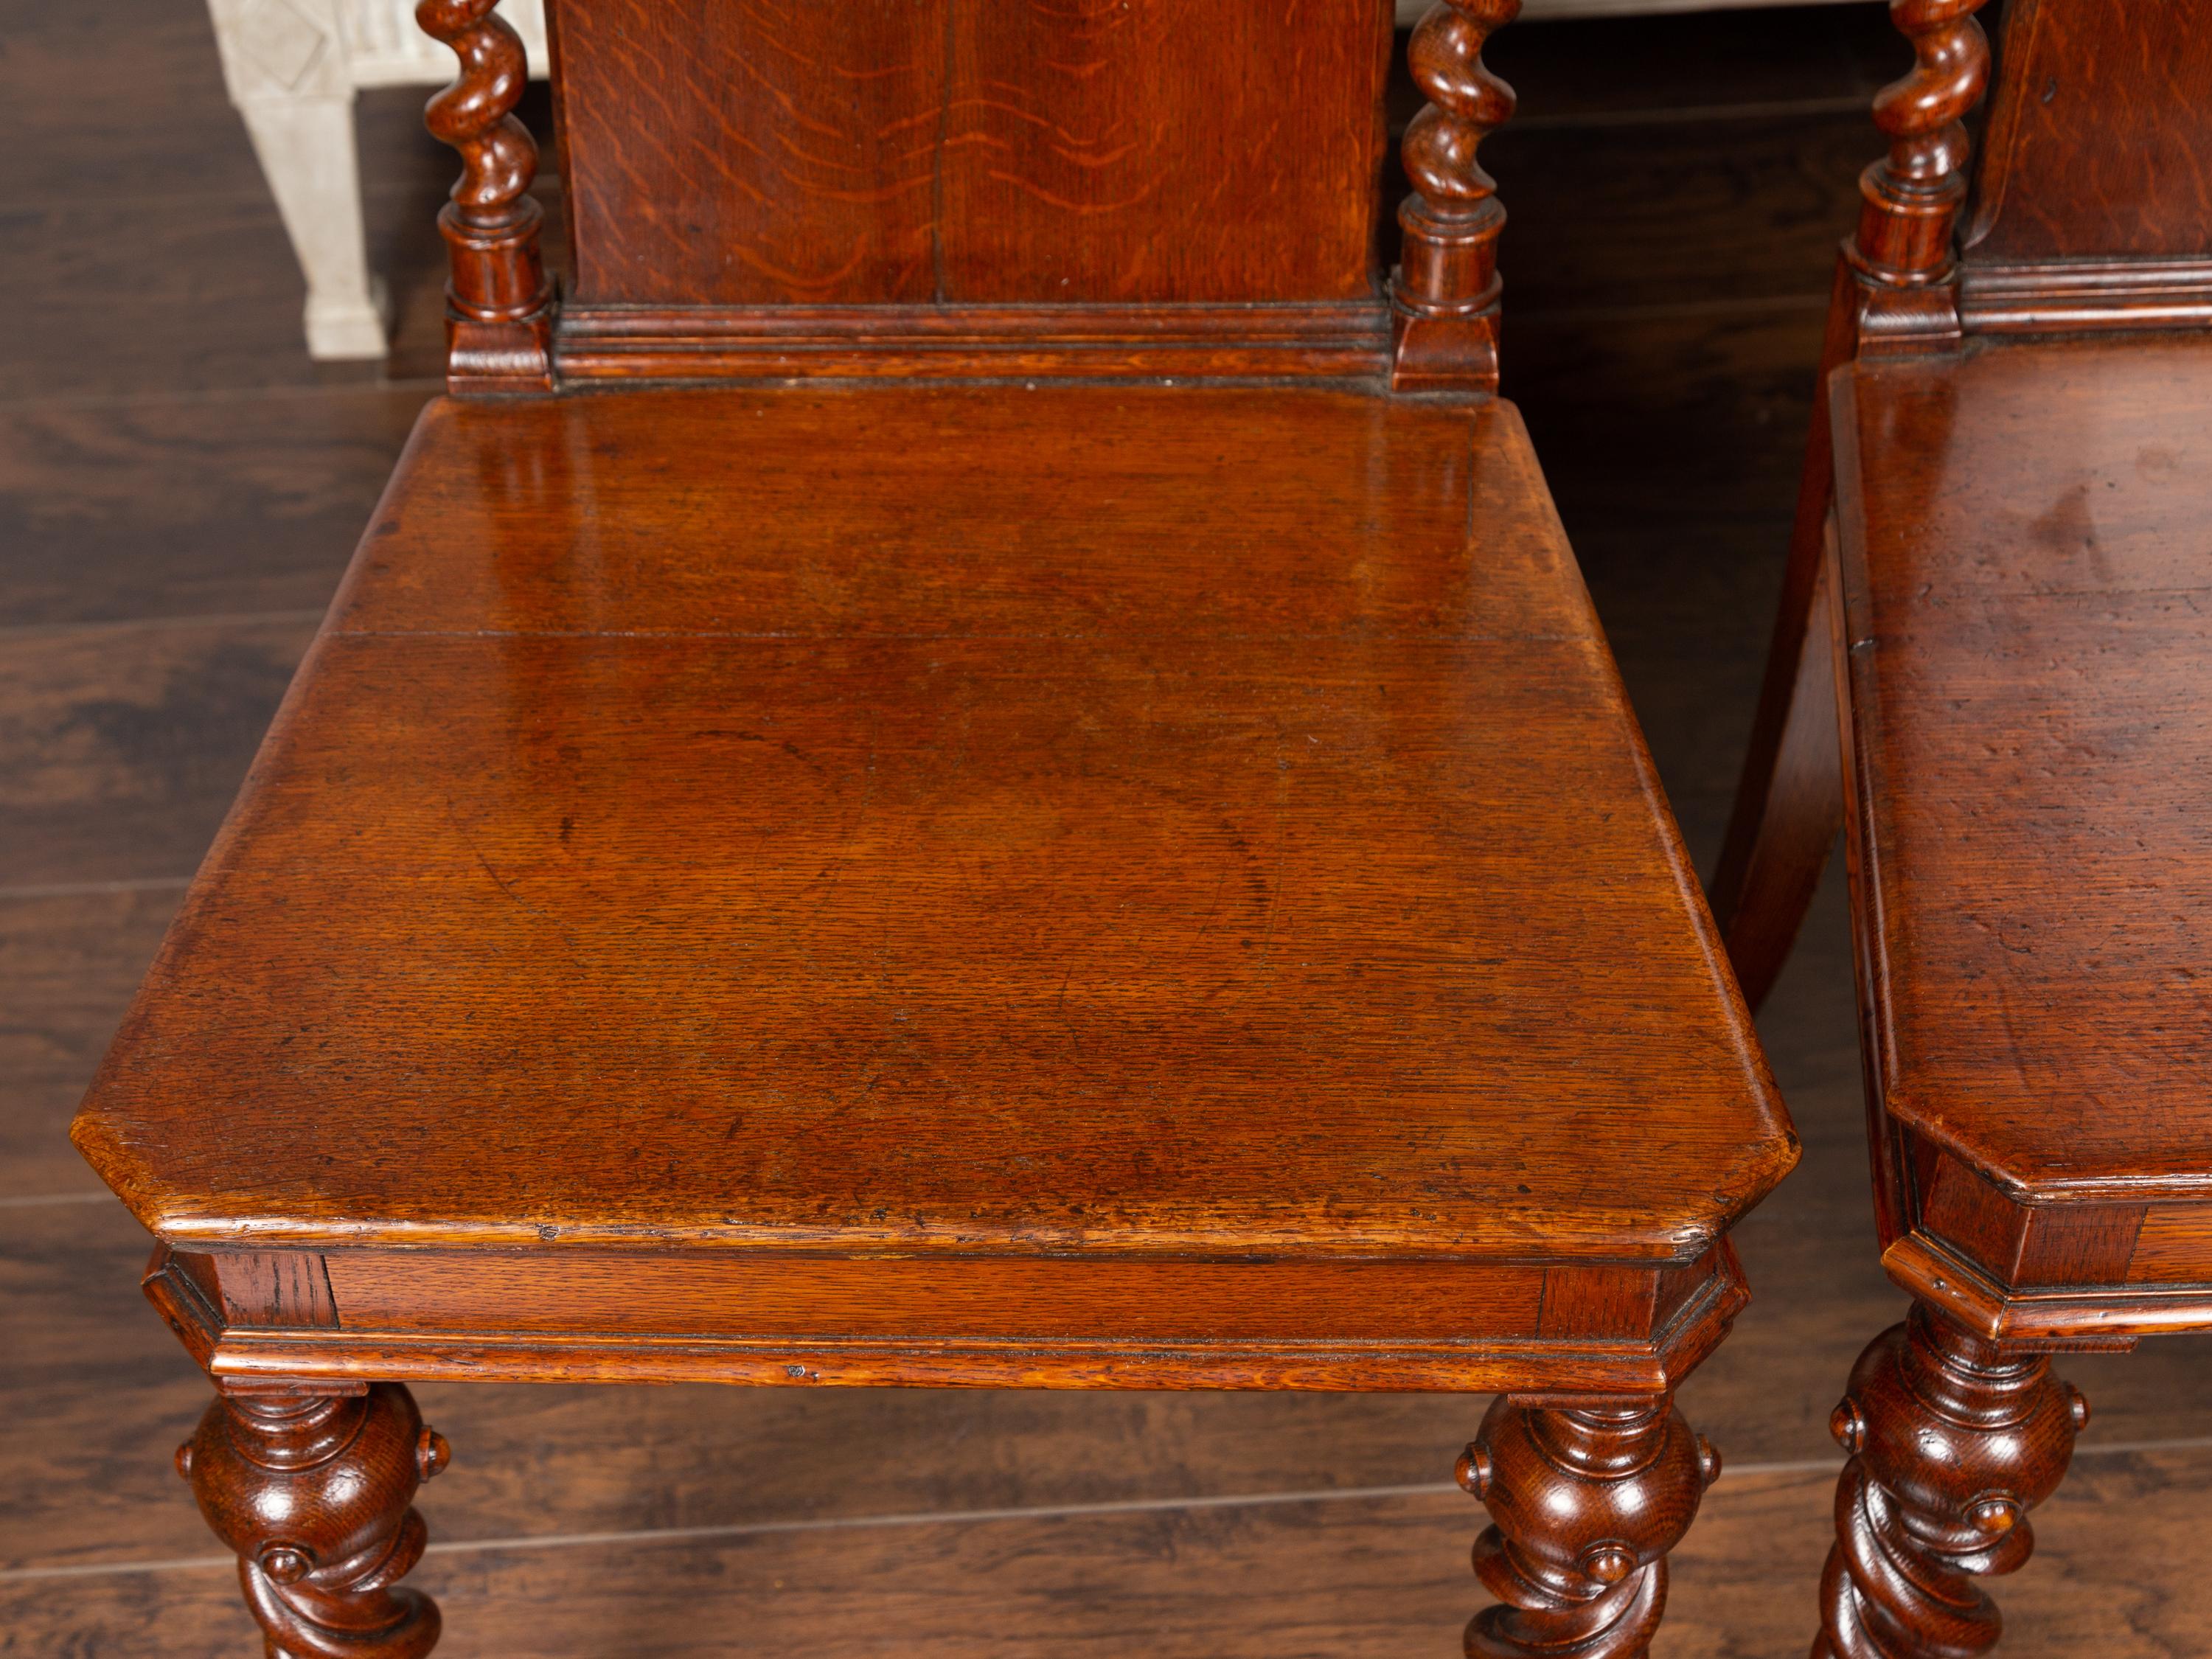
[552,0,1390,309]
[532,0,1401,382]
[1391,0,1521,392]
[176,1384,447,1658]
[1813,1304,2087,1659]
[75,383,1789,1412]
[17,4,2212,1650]
[1840,0,1989,349]
[77,386,1788,1270]
[1969,0,2212,259]
[1832,335,2212,1353]
[73,3,2212,1655]
[1462,1395,1720,1658]
[1836,337,2212,1208]
[419,0,554,390]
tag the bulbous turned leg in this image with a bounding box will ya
[176,1382,451,1658]
[1813,1302,2089,1659]
[1457,1394,1721,1658]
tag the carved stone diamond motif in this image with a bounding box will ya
[240,0,330,91]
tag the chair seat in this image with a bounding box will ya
[1836,335,2212,1206]
[75,386,1790,1278]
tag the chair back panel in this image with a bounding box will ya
[549,0,1394,310]
[1965,0,2212,265]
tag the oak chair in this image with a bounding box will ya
[74,1,1798,1652]
[1708,1,2212,1653]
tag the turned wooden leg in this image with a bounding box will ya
[1457,1394,1721,1658]
[1813,1303,2088,1659]
[176,1383,449,1658]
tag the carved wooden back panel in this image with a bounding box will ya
[420,0,1524,393]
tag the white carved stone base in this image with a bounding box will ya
[234,93,392,359]
[206,0,546,361]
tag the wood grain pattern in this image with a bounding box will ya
[316,1251,1550,1343]
[1814,1305,2087,1659]
[18,5,2212,1649]
[20,1445,2212,1659]
[0,391,431,628]
[178,1385,447,1657]
[75,386,1791,1266]
[1705,21,2212,1638]
[551,0,1388,311]
[0,1198,1894,1579]
[139,1236,1748,1394]
[1461,1395,1719,1658]
[1952,0,2212,333]
[2127,1207,2212,1284]
[0,616,319,888]
[1964,0,2212,267]
[1833,337,2212,1203]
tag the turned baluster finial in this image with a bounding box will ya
[1812,1304,2087,1659]
[1846,0,1992,345]
[1391,0,1523,394]
[417,0,554,391]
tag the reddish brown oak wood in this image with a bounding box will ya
[550,0,1391,311]
[419,0,553,392]
[75,2,1797,1651]
[76,380,1794,1646]
[1461,1394,1721,1659]
[1714,4,2212,1652]
[1814,1304,2087,1659]
[521,0,1403,384]
[1961,0,2212,331]
[77,388,1790,1275]
[177,1383,449,1658]
[1832,337,2212,1356]
[1391,0,1521,394]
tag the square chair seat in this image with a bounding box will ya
[75,386,1792,1388]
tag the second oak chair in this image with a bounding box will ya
[1713,0,2212,1653]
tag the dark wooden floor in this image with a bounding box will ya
[5,4,2211,1652]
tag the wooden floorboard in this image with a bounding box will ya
[0,886,180,1195]
[0,615,321,886]
[0,388,432,627]
[11,1444,2212,1658]
[7,0,2209,1651]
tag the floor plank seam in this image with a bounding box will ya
[13,1437,2210,1587]
[0,875,195,902]
[0,379,445,416]
[0,609,328,645]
